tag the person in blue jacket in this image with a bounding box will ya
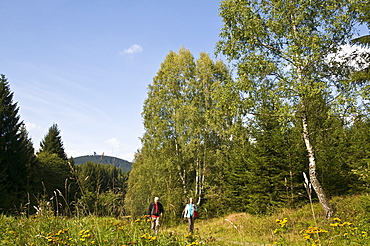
[183,197,198,233]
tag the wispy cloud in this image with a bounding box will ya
[106,138,120,148]
[121,152,135,162]
[119,44,143,55]
[25,122,41,131]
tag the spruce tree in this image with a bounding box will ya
[39,123,67,160]
[35,123,70,203]
[0,74,36,210]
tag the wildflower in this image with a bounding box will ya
[276,218,288,227]
[341,222,353,226]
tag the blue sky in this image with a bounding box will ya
[1,1,368,162]
[0,1,223,161]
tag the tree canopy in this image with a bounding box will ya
[216,0,367,218]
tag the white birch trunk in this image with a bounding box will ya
[302,112,334,219]
[175,137,187,197]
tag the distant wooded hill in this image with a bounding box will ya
[73,155,132,172]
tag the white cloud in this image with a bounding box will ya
[106,138,120,148]
[66,149,85,158]
[25,122,41,131]
[120,44,143,55]
[120,152,135,162]
[327,44,370,68]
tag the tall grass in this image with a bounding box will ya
[0,194,369,245]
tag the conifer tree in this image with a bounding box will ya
[35,123,70,206]
[39,123,67,160]
[0,74,36,210]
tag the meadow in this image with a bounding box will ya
[0,194,369,245]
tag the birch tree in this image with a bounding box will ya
[137,48,232,218]
[217,0,364,218]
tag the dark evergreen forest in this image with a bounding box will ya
[74,155,132,172]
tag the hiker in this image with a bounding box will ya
[147,197,164,235]
[183,197,198,233]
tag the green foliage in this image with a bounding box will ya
[346,115,370,191]
[34,152,71,197]
[0,74,36,212]
[73,161,128,216]
[130,48,233,221]
[216,0,367,217]
[38,123,67,160]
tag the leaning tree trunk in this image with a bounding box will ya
[302,112,334,219]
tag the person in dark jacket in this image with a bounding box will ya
[147,197,164,235]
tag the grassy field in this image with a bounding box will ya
[0,194,369,245]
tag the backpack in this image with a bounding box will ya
[194,210,198,218]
